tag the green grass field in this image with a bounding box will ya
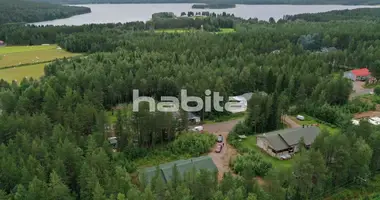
[240,136,294,170]
[0,45,80,83]
[0,45,79,69]
[218,28,236,33]
[289,115,339,134]
[154,28,236,34]
[0,63,47,82]
[0,45,53,54]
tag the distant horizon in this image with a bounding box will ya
[31,4,380,26]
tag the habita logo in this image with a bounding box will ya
[132,89,251,113]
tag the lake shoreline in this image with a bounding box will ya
[63,2,379,5]
[31,4,380,26]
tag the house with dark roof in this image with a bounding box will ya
[344,68,371,81]
[140,156,217,184]
[256,126,320,158]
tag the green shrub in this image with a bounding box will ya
[170,133,216,156]
[330,189,354,200]
[233,150,272,177]
[374,86,380,95]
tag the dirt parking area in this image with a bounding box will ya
[351,81,373,99]
[354,111,380,119]
[203,119,242,180]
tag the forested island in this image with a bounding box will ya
[22,0,380,5]
[0,0,91,25]
[192,4,236,9]
[3,6,380,200]
[285,7,380,22]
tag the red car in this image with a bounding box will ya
[215,144,223,153]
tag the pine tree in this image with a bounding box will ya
[14,185,28,200]
[47,171,74,200]
[27,177,48,200]
[92,182,107,200]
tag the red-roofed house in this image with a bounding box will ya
[344,68,371,81]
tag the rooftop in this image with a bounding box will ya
[351,68,370,77]
[140,156,217,183]
[257,126,320,151]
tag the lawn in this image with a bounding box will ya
[0,45,80,68]
[218,28,236,33]
[204,112,245,124]
[0,63,47,82]
[289,115,339,134]
[240,136,294,170]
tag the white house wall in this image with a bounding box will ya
[343,71,356,81]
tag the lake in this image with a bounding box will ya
[32,4,379,26]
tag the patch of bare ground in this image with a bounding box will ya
[203,120,241,181]
[354,111,380,119]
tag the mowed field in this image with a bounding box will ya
[0,45,79,82]
[154,28,236,33]
[0,45,79,69]
[0,63,46,82]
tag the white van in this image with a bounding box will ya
[296,115,305,121]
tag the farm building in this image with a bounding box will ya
[140,156,217,183]
[0,40,5,47]
[256,126,320,158]
[344,68,371,81]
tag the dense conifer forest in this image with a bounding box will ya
[0,0,91,25]
[285,7,380,21]
[2,7,380,200]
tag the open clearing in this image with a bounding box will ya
[289,115,339,134]
[0,45,79,69]
[0,63,47,82]
[241,136,294,170]
[154,28,236,34]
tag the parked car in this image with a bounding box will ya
[296,115,305,121]
[280,154,291,160]
[215,144,223,153]
[217,135,223,143]
[190,126,204,133]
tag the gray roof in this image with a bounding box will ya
[140,156,217,184]
[188,112,200,120]
[172,112,199,120]
[257,126,320,151]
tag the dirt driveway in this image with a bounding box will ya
[203,119,242,180]
[283,115,301,128]
[354,111,380,119]
[351,81,373,99]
